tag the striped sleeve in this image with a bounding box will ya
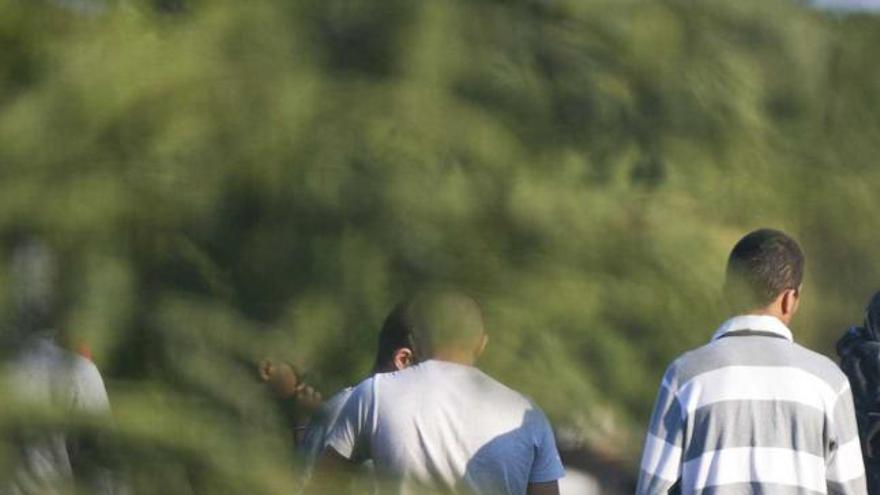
[637,367,684,495]
[826,383,868,495]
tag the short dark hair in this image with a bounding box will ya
[373,300,419,371]
[9,236,59,335]
[723,229,805,308]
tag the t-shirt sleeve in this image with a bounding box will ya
[324,379,375,463]
[529,408,566,483]
[637,364,684,494]
[72,358,110,413]
[299,389,353,464]
[825,382,868,495]
[68,358,118,495]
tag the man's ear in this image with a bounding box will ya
[258,359,274,382]
[475,334,489,359]
[782,288,800,317]
[392,348,414,371]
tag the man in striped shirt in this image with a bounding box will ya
[637,229,867,494]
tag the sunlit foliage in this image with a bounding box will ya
[1,0,879,490]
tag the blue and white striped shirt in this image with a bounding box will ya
[637,315,867,494]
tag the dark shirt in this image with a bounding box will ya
[839,326,880,495]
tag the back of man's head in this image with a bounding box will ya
[9,236,59,336]
[373,300,419,373]
[408,290,486,364]
[723,228,804,312]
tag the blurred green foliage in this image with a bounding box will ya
[1,0,880,491]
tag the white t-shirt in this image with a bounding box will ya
[2,336,111,495]
[300,386,354,463]
[326,360,565,495]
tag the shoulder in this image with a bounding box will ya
[319,386,355,418]
[307,386,355,437]
[372,360,459,391]
[662,337,848,390]
[40,344,110,412]
[70,353,104,382]
[790,342,850,392]
[661,343,718,389]
[343,364,437,405]
[467,366,540,412]
[324,386,354,408]
[343,374,382,409]
[349,373,375,393]
[23,338,106,386]
[67,354,110,411]
[469,372,554,433]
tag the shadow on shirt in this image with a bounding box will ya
[452,408,548,495]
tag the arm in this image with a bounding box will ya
[69,358,121,495]
[72,359,111,413]
[636,369,684,495]
[527,480,559,495]
[527,408,565,490]
[826,384,868,495]
[307,447,359,495]
[304,380,373,493]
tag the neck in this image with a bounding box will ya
[372,364,395,374]
[430,348,476,366]
[743,307,789,326]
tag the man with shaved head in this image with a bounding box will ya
[314,291,564,495]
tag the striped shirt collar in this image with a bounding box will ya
[710,314,793,342]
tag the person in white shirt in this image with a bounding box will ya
[2,236,117,495]
[314,291,565,495]
[299,300,421,465]
[4,331,114,495]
